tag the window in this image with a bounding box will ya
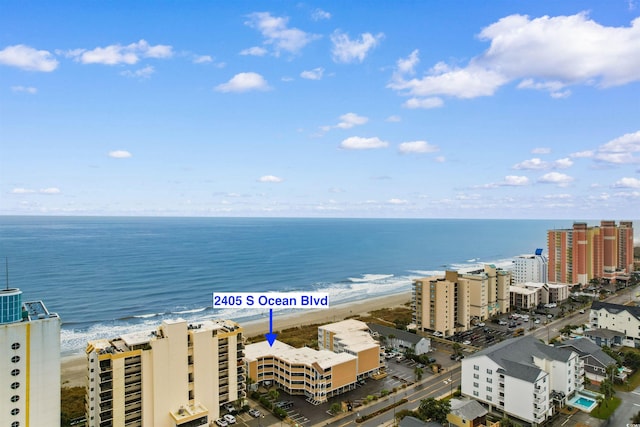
[10,395,19,402]
[487,395,492,401]
[473,391,479,396]
[10,356,19,363]
[474,365,479,371]
[11,343,20,350]
[473,382,479,388]
[473,373,479,379]
[12,422,20,427]
[11,408,20,415]
[11,369,20,376]
[486,369,492,374]
[487,378,492,383]
[10,382,19,390]
[486,386,492,392]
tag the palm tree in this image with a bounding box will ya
[414,366,423,381]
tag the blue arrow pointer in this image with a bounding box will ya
[265,309,277,346]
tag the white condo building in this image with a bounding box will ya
[512,250,548,284]
[86,318,245,427]
[461,335,583,426]
[590,301,640,346]
[1,287,61,427]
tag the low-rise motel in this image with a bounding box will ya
[85,318,245,427]
[244,319,381,404]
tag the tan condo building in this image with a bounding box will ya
[85,318,245,427]
[244,319,381,405]
[413,265,510,337]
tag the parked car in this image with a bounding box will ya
[477,322,485,327]
[215,419,228,427]
[427,357,436,364]
[223,414,236,424]
[462,340,471,345]
[433,331,444,337]
[498,320,507,325]
[224,404,236,414]
[248,408,262,418]
[579,309,585,314]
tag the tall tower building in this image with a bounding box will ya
[513,249,548,284]
[547,220,634,284]
[0,287,61,427]
[85,318,245,427]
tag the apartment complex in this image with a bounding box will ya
[412,265,510,336]
[1,287,61,427]
[244,319,380,404]
[509,282,569,310]
[512,250,548,284]
[548,220,634,284]
[461,335,583,426]
[85,318,245,427]
[589,301,640,346]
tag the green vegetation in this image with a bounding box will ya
[60,386,85,427]
[590,396,621,419]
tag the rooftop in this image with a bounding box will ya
[244,340,356,370]
[367,323,427,345]
[591,301,640,320]
[450,398,488,420]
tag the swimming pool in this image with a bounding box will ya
[568,394,597,412]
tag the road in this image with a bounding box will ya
[320,366,461,427]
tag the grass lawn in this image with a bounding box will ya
[590,396,622,419]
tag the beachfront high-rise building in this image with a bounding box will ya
[412,265,510,337]
[85,318,245,427]
[1,287,61,427]
[512,249,548,284]
[547,221,634,284]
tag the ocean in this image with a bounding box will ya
[0,216,573,354]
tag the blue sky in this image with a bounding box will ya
[1,1,639,219]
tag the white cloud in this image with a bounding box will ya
[0,44,59,72]
[403,97,444,109]
[11,188,36,194]
[587,131,640,164]
[215,72,271,93]
[240,46,268,56]
[570,150,594,158]
[388,13,640,101]
[397,49,419,75]
[336,113,368,129]
[109,150,132,158]
[120,65,155,79]
[513,157,573,170]
[258,175,283,183]
[385,115,401,122]
[10,187,60,194]
[611,177,640,188]
[244,12,319,56]
[538,172,574,186]
[531,147,551,154]
[330,31,384,63]
[434,156,446,163]
[340,136,388,150]
[193,55,213,63]
[503,175,530,186]
[300,67,324,80]
[68,39,173,65]
[311,8,331,21]
[398,141,439,154]
[388,198,408,205]
[543,193,572,199]
[40,187,61,194]
[11,86,37,94]
[512,158,547,170]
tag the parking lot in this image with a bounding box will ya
[248,345,459,426]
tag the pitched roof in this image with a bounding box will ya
[367,323,427,345]
[450,398,488,420]
[468,335,576,383]
[559,337,616,367]
[584,328,624,339]
[591,301,640,320]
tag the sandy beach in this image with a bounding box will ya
[61,291,411,388]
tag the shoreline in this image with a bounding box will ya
[61,291,411,388]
